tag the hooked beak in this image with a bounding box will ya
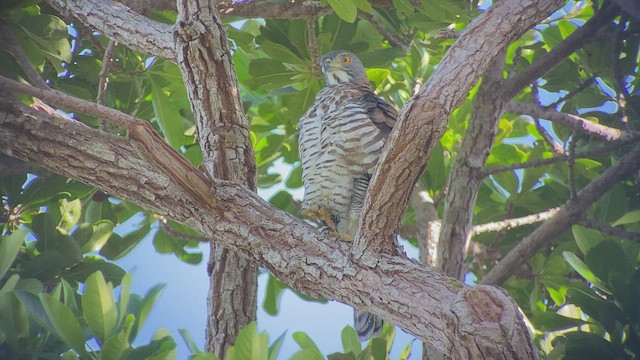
[321,59,332,74]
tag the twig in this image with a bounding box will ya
[358,11,408,50]
[484,138,637,176]
[506,100,638,142]
[0,21,49,89]
[502,4,618,98]
[98,40,117,131]
[307,20,321,78]
[577,218,640,243]
[507,47,522,79]
[545,76,596,110]
[158,216,208,242]
[612,15,632,125]
[481,142,640,286]
[532,84,564,155]
[567,127,578,199]
[472,207,560,235]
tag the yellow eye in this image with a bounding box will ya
[342,55,351,64]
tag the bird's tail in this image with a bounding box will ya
[354,309,384,341]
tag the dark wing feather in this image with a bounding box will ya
[360,92,397,136]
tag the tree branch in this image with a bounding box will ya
[354,0,565,256]
[483,138,637,176]
[174,0,258,355]
[410,186,440,268]
[47,0,175,61]
[612,0,640,21]
[472,208,561,235]
[502,4,619,98]
[505,100,638,142]
[577,218,640,243]
[481,142,640,285]
[437,54,506,280]
[0,22,49,90]
[0,96,539,359]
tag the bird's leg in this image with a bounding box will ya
[302,208,337,230]
[301,208,352,242]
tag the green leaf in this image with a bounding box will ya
[0,229,26,279]
[290,348,324,360]
[268,331,287,360]
[327,0,358,23]
[82,271,118,345]
[572,225,603,255]
[341,326,362,356]
[398,341,412,360]
[119,272,133,328]
[531,312,587,332]
[231,322,268,360]
[371,338,387,360]
[60,257,126,286]
[150,76,185,149]
[80,220,115,252]
[58,197,81,231]
[102,330,131,359]
[292,331,322,354]
[562,251,611,294]
[39,292,88,356]
[392,0,414,19]
[180,328,205,355]
[263,274,286,315]
[133,283,166,341]
[353,0,373,12]
[612,209,640,227]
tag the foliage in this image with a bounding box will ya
[2,0,640,359]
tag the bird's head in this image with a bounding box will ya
[320,50,368,86]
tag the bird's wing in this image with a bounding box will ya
[359,92,397,137]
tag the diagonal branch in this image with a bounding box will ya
[505,100,638,141]
[577,218,640,243]
[481,142,640,285]
[501,4,619,98]
[483,137,638,176]
[47,0,175,61]
[354,0,565,256]
[436,53,506,280]
[472,208,560,235]
[0,95,538,359]
[0,22,49,89]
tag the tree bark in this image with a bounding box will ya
[0,95,539,359]
[354,0,564,257]
[437,55,506,281]
[173,0,258,356]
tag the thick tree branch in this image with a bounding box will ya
[501,4,619,98]
[0,96,538,359]
[612,0,640,21]
[437,54,506,280]
[481,142,640,285]
[173,0,258,355]
[354,0,564,256]
[505,100,638,142]
[47,0,175,61]
[410,186,440,268]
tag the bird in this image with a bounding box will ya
[297,50,397,341]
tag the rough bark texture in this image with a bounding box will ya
[173,0,258,356]
[0,96,539,359]
[437,56,506,281]
[48,0,175,60]
[354,0,564,256]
